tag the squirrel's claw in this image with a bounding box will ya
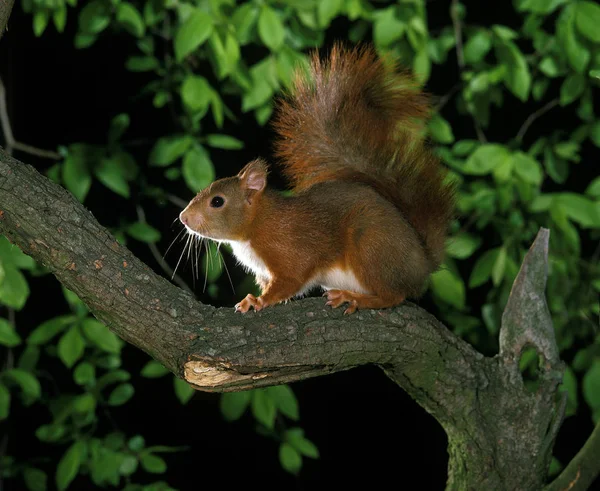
[235,294,263,313]
[324,289,358,314]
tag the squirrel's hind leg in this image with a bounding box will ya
[324,290,406,315]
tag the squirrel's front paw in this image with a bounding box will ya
[235,294,264,313]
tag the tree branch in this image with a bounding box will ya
[546,420,600,491]
[0,0,14,40]
[516,98,560,143]
[0,149,588,489]
[0,76,61,159]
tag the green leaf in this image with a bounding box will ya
[79,0,109,34]
[141,360,170,378]
[285,428,319,458]
[220,391,251,421]
[173,378,194,405]
[56,441,84,491]
[558,7,590,73]
[539,57,561,77]
[116,3,145,37]
[0,236,36,270]
[430,268,466,310]
[464,30,492,64]
[491,247,507,285]
[463,144,510,175]
[0,265,29,310]
[583,360,600,409]
[73,393,96,413]
[182,146,215,192]
[452,140,478,156]
[428,114,454,144]
[27,316,73,345]
[279,443,302,474]
[95,158,130,198]
[318,0,343,27]
[0,384,10,420]
[82,318,122,354]
[18,345,40,372]
[412,47,431,83]
[140,454,167,474]
[125,56,159,72]
[258,6,285,51]
[119,455,138,476]
[23,468,47,491]
[585,177,600,199]
[57,325,85,368]
[74,362,96,386]
[232,3,259,45]
[36,424,67,442]
[53,6,67,33]
[575,1,600,43]
[108,114,130,144]
[556,193,600,228]
[252,389,276,429]
[0,318,21,347]
[62,152,91,202]
[149,136,193,167]
[4,368,41,399]
[108,383,135,406]
[373,7,405,48]
[447,234,482,259]
[128,435,145,451]
[127,222,161,243]
[560,73,586,106]
[174,9,214,61]
[97,370,130,389]
[266,385,299,420]
[560,365,578,417]
[469,248,500,288]
[513,152,543,186]
[33,11,49,37]
[181,76,212,113]
[495,40,531,101]
[205,135,244,150]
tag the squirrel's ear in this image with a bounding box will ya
[238,159,268,193]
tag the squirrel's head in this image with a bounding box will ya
[179,159,268,242]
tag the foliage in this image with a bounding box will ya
[1,0,599,487]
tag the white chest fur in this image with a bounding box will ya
[319,267,369,294]
[229,241,271,280]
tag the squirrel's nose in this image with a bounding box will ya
[179,211,188,225]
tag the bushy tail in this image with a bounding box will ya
[273,44,455,267]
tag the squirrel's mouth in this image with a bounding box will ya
[182,223,222,242]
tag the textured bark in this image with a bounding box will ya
[0,0,14,40]
[0,148,596,490]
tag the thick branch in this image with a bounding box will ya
[0,0,14,40]
[0,148,480,397]
[546,420,600,491]
[0,150,579,489]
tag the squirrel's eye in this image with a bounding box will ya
[210,196,225,208]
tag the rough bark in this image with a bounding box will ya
[0,0,14,40]
[0,148,597,490]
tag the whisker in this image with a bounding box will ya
[172,232,190,279]
[164,227,186,259]
[203,239,210,294]
[217,243,235,294]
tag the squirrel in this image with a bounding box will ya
[179,44,455,314]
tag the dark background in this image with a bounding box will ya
[1,1,597,490]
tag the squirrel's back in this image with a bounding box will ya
[273,44,455,268]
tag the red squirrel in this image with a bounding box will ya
[179,45,455,314]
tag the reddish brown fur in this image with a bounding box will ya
[273,44,455,267]
[180,45,455,314]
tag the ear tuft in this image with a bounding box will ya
[238,159,269,193]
